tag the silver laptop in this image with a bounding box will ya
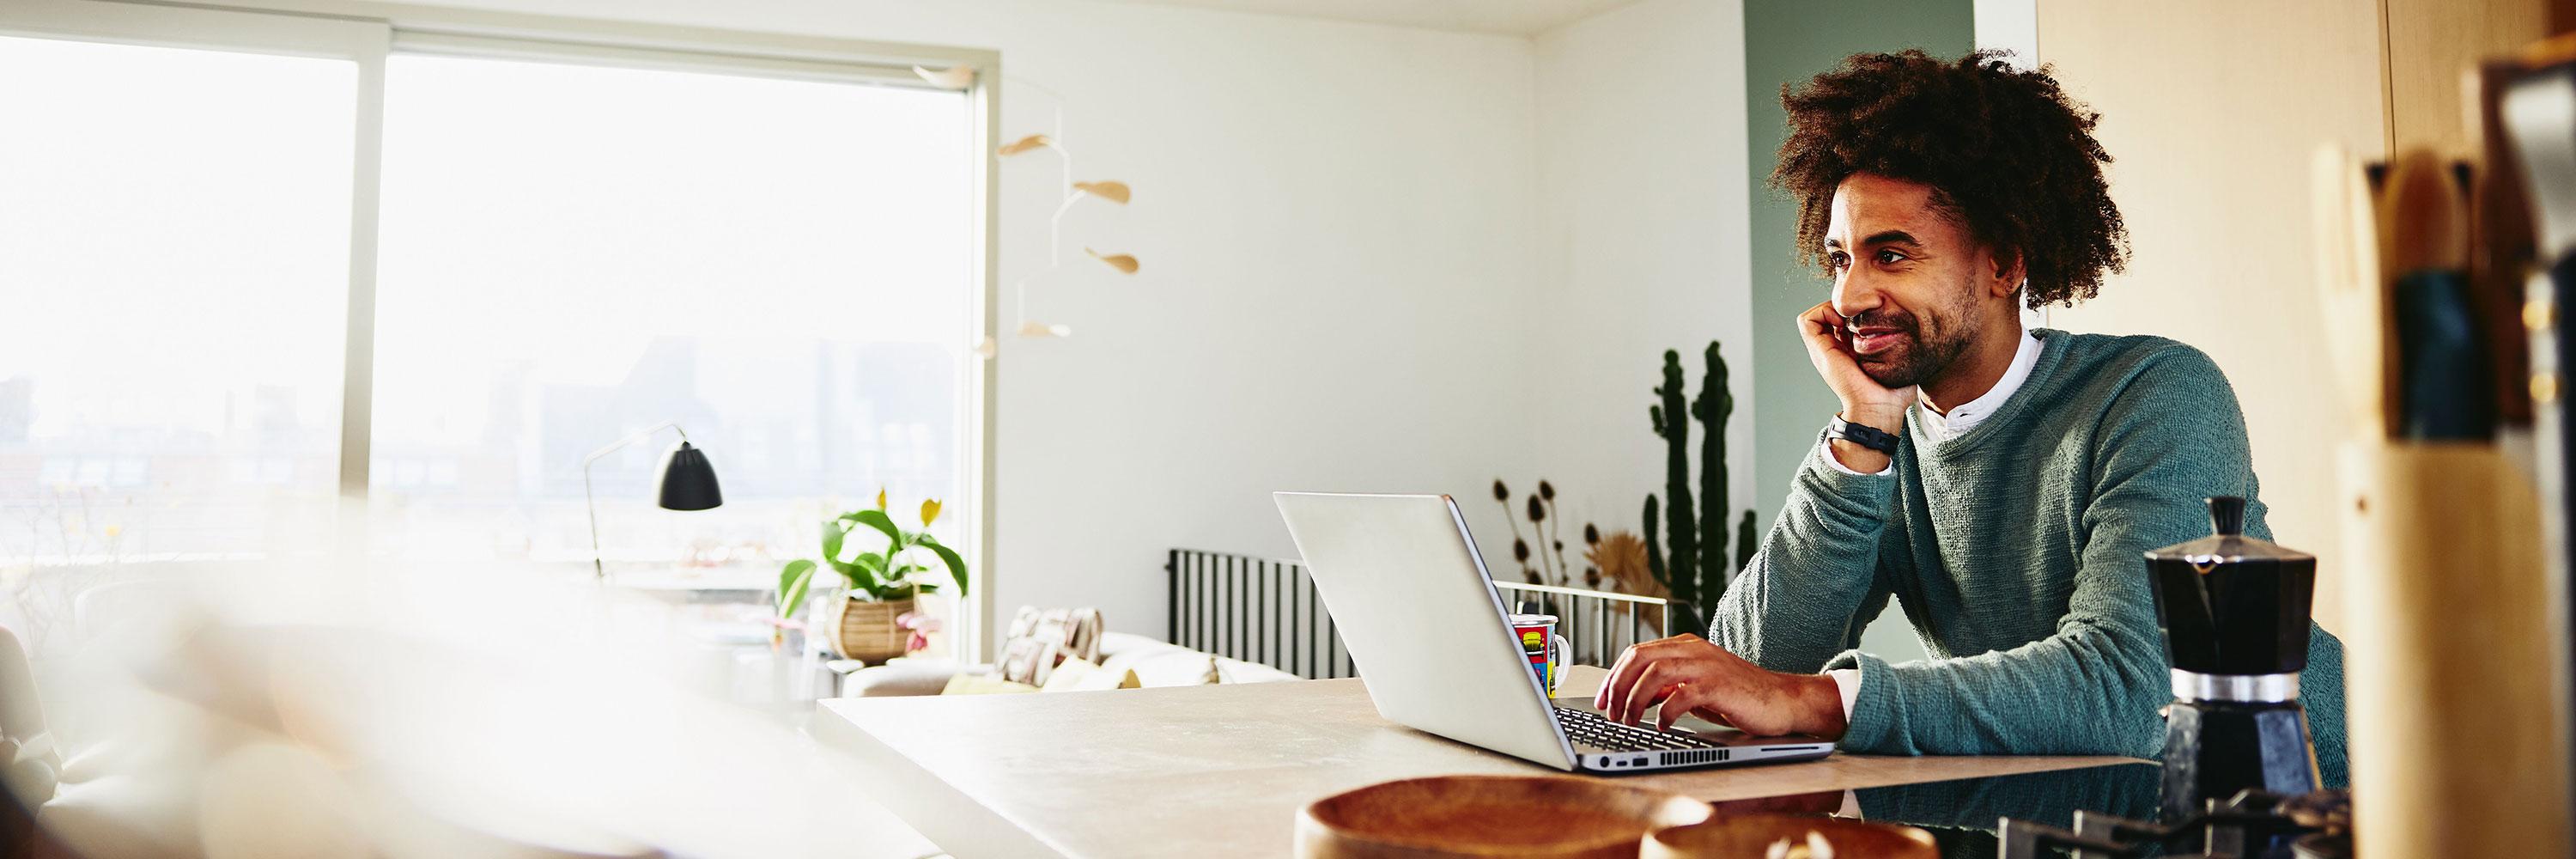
[1273,491,1834,773]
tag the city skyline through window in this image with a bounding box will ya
[0,35,355,567]
[2,40,978,580]
[369,53,974,571]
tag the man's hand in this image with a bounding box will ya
[1796,302,1913,472]
[1593,635,1849,740]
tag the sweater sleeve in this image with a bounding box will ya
[1710,429,1899,673]
[1826,347,2251,758]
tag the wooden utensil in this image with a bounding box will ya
[2384,149,2496,437]
[2338,443,2571,859]
[1296,775,1711,859]
[2383,149,2470,283]
[1640,814,1936,859]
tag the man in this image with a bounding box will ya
[1594,50,2348,784]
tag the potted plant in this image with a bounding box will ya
[775,490,969,664]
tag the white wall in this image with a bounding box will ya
[2034,1,2387,631]
[1527,0,1753,597]
[391,0,1552,643]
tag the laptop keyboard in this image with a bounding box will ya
[1553,705,1722,752]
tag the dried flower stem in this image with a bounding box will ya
[1540,495,1572,589]
[1497,494,1539,583]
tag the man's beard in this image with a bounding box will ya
[1848,308,1971,389]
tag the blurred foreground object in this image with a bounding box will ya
[1294,774,1708,859]
[2308,30,2576,854]
[2506,34,2576,858]
[1640,814,1935,859]
[4,557,920,859]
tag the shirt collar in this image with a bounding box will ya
[1916,326,2042,442]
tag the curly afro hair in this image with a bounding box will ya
[1772,49,2128,309]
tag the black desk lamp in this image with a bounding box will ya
[584,422,723,581]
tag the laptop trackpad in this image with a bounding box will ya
[1548,696,1826,746]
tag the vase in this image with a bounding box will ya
[826,595,914,664]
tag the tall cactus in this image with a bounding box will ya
[1643,341,1757,637]
[1648,350,1698,612]
[1642,495,1665,598]
[1692,343,1731,605]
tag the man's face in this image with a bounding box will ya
[1821,173,2008,390]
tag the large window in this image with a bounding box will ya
[0,4,990,618]
[0,34,356,566]
[369,53,974,568]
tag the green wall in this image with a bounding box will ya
[1743,0,1976,527]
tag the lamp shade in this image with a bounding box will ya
[653,442,723,511]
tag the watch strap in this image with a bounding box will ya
[1826,415,1901,454]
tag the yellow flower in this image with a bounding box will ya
[875,488,888,510]
[920,498,942,527]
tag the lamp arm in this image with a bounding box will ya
[583,422,690,582]
[585,422,688,465]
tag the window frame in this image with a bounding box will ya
[0,0,1005,661]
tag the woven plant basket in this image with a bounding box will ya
[827,595,914,664]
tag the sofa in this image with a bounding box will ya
[834,631,1300,698]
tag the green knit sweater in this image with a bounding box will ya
[1711,329,2348,785]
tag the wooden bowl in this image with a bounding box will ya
[1640,814,1937,859]
[1296,775,1712,859]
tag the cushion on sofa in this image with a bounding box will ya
[834,658,959,698]
[1096,634,1297,686]
[834,634,1302,698]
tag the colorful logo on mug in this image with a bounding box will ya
[1510,613,1559,693]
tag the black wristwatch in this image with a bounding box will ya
[1826,415,1900,455]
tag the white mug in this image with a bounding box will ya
[1508,613,1572,694]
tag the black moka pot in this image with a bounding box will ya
[2142,496,2322,822]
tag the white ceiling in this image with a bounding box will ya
[1084,0,1647,36]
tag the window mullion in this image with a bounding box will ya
[336,21,389,557]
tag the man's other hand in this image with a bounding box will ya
[1594,635,1850,740]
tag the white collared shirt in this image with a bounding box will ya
[1813,326,2043,727]
[1826,326,2042,469]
